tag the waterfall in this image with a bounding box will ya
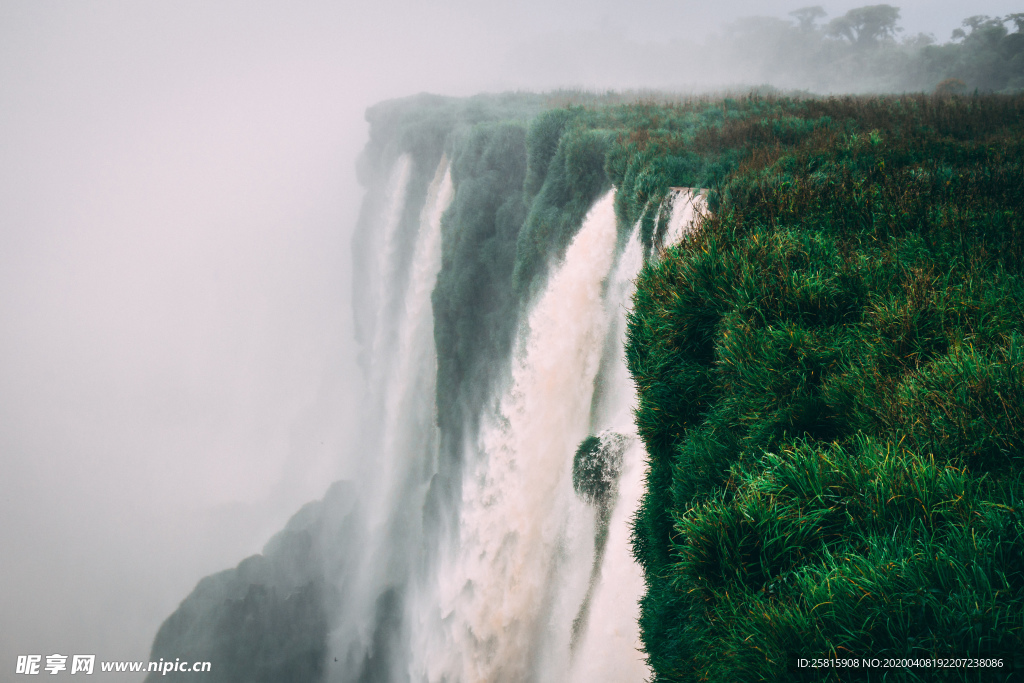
[567,221,648,683]
[366,154,414,368]
[149,153,656,683]
[658,187,706,251]
[402,190,651,682]
[328,155,452,681]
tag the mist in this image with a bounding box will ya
[1,0,1018,678]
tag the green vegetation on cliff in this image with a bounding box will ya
[358,89,1024,681]
[626,94,1024,681]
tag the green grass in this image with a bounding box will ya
[626,93,1024,682]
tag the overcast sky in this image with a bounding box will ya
[2,0,1020,677]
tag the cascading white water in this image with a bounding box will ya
[659,187,706,250]
[328,155,452,680]
[366,154,413,367]
[407,190,653,682]
[563,191,709,680]
[567,222,649,683]
[337,168,660,682]
[374,157,452,521]
[445,190,618,682]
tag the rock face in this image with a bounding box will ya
[145,482,356,683]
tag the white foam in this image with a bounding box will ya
[660,187,706,250]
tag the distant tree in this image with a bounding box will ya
[923,13,1024,92]
[826,4,902,46]
[952,15,1007,42]
[789,6,827,32]
[701,4,1022,93]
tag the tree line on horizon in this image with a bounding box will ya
[706,4,1023,93]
